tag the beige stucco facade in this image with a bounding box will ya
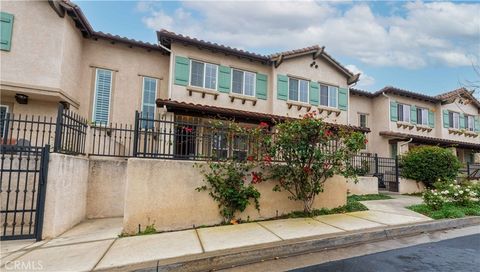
[123,158,347,234]
[351,91,479,160]
[1,1,170,125]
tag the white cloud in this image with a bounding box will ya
[345,64,375,88]
[140,0,480,69]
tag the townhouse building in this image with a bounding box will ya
[1,0,479,162]
[350,87,480,163]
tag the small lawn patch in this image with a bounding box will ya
[347,194,393,202]
[407,203,480,220]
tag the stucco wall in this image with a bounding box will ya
[170,44,272,116]
[77,39,170,123]
[440,98,479,143]
[347,176,379,195]
[123,158,347,233]
[42,153,89,239]
[0,1,66,90]
[398,178,426,194]
[272,54,349,124]
[86,157,127,219]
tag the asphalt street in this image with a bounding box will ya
[291,234,480,272]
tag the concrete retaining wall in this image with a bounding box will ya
[398,178,426,194]
[43,153,89,239]
[347,176,379,195]
[123,158,347,234]
[86,157,127,219]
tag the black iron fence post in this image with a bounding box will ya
[35,145,50,241]
[2,112,10,144]
[394,155,400,192]
[53,104,64,152]
[374,153,379,175]
[132,111,139,157]
[467,162,471,177]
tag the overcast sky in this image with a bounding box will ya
[77,0,480,95]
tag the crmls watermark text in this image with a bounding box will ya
[4,260,44,271]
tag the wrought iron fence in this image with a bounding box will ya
[89,123,135,157]
[132,112,274,161]
[1,113,56,150]
[54,104,88,155]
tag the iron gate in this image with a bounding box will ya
[375,156,399,192]
[0,145,49,241]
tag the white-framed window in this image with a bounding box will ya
[319,84,338,107]
[416,107,429,126]
[289,77,309,103]
[92,68,113,124]
[0,105,8,138]
[212,132,228,159]
[448,111,460,129]
[397,103,411,122]
[466,115,475,131]
[141,77,157,128]
[232,134,248,161]
[359,113,367,128]
[232,69,256,96]
[190,60,218,90]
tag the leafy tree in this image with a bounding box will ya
[265,112,366,213]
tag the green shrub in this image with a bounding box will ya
[400,146,462,187]
[196,160,261,223]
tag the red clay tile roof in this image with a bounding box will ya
[269,45,322,58]
[56,1,169,53]
[157,29,270,63]
[156,99,370,133]
[350,86,440,103]
[435,88,480,108]
[379,131,480,150]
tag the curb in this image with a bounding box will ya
[96,216,480,272]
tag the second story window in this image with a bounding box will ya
[359,113,367,128]
[92,68,113,124]
[416,107,429,126]
[232,69,255,96]
[141,77,157,128]
[289,78,309,103]
[397,103,410,122]
[466,115,475,131]
[448,111,460,129]
[190,60,217,90]
[320,84,337,107]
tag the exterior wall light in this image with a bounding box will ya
[15,94,28,104]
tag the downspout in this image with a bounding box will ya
[382,92,392,131]
[399,138,413,155]
[158,42,173,101]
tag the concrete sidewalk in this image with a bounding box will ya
[1,195,432,272]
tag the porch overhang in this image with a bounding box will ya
[379,131,480,150]
[156,99,370,133]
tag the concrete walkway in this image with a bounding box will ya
[0,195,431,271]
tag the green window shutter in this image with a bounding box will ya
[442,110,449,128]
[255,73,268,100]
[277,75,288,100]
[309,81,319,106]
[475,116,480,132]
[1,12,14,51]
[174,56,189,86]
[338,87,348,111]
[218,66,231,93]
[410,106,417,124]
[390,101,398,122]
[459,113,466,129]
[428,111,435,128]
